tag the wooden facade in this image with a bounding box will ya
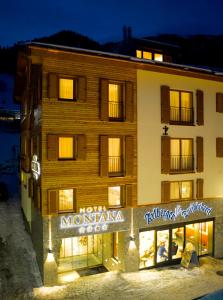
[18,45,137,216]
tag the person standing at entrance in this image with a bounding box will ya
[158,241,168,261]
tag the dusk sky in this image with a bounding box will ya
[1,0,223,47]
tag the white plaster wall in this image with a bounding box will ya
[137,69,223,205]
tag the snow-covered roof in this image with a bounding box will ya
[29,42,223,78]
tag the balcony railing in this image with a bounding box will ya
[170,155,194,172]
[109,101,124,121]
[170,106,194,124]
[108,156,123,176]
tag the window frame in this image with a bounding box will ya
[58,76,77,101]
[170,138,194,173]
[58,135,76,161]
[108,185,125,208]
[170,180,193,201]
[108,80,125,121]
[108,136,124,177]
[169,89,194,125]
[58,188,75,213]
[136,50,164,61]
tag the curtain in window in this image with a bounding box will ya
[170,91,180,121]
[181,139,192,170]
[181,92,192,122]
[59,78,73,99]
[108,138,121,172]
[59,189,73,211]
[181,181,192,199]
[170,182,180,200]
[171,139,180,170]
[108,186,121,207]
[59,137,73,159]
[109,84,121,118]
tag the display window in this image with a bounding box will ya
[139,219,213,269]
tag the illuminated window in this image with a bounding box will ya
[59,78,75,100]
[143,51,152,60]
[170,181,193,201]
[136,50,142,58]
[170,90,193,124]
[59,137,74,159]
[112,232,119,260]
[170,139,193,172]
[59,189,74,212]
[108,138,123,175]
[154,53,163,61]
[108,83,123,120]
[108,186,124,207]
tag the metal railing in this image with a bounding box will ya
[109,101,124,120]
[170,106,193,124]
[170,155,194,172]
[108,156,123,175]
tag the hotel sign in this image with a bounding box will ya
[31,155,40,180]
[60,208,124,234]
[144,202,212,225]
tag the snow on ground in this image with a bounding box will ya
[1,199,223,300]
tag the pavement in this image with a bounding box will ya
[1,199,223,300]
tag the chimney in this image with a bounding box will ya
[123,26,128,41]
[127,26,132,40]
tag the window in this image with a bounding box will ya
[48,74,86,102]
[170,139,193,172]
[112,232,119,260]
[154,53,163,61]
[59,137,74,159]
[100,79,133,122]
[108,138,123,176]
[59,78,75,100]
[59,189,74,212]
[136,50,162,61]
[48,188,76,214]
[170,181,193,201]
[108,186,124,207]
[216,137,223,157]
[47,134,86,161]
[100,135,133,177]
[108,83,123,120]
[170,90,193,124]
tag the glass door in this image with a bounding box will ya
[139,230,155,269]
[58,234,103,273]
[171,227,184,260]
[156,229,169,263]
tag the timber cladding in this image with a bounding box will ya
[29,46,137,215]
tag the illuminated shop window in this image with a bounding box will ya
[59,137,74,159]
[59,78,74,100]
[154,53,163,61]
[170,90,193,124]
[108,83,123,120]
[59,189,74,212]
[108,186,123,207]
[139,230,155,268]
[170,181,193,201]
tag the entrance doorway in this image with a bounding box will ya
[139,220,213,269]
[58,234,103,273]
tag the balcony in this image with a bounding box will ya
[109,101,124,121]
[170,106,194,125]
[108,156,123,176]
[170,155,194,173]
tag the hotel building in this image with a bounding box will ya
[15,40,223,285]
